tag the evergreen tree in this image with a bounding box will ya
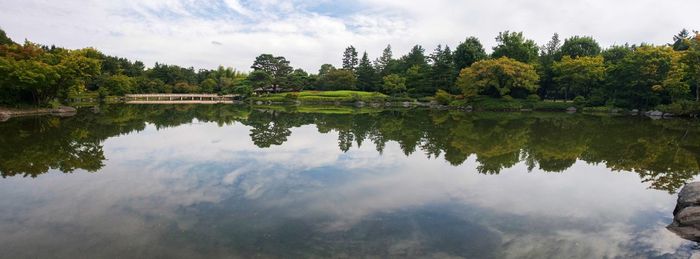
[429,45,456,93]
[342,45,358,71]
[357,52,378,91]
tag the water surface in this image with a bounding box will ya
[1,104,700,258]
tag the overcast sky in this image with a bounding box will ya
[0,0,697,72]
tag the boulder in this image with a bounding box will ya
[402,101,411,107]
[355,101,366,107]
[646,110,663,117]
[566,107,577,113]
[668,182,700,242]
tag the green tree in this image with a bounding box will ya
[560,36,601,58]
[400,45,428,72]
[0,27,14,45]
[492,31,539,63]
[673,29,692,51]
[552,56,606,100]
[453,37,487,73]
[288,69,310,91]
[456,57,539,98]
[374,45,394,76]
[357,52,378,91]
[248,70,272,92]
[382,74,406,95]
[200,78,217,93]
[683,34,700,101]
[103,74,136,95]
[251,54,293,92]
[342,45,358,71]
[318,68,357,90]
[429,45,456,93]
[405,64,432,97]
[538,33,562,99]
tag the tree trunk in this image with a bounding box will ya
[696,84,699,102]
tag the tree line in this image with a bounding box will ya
[1,27,699,109]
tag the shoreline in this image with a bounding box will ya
[0,106,77,121]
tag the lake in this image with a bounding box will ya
[1,104,700,258]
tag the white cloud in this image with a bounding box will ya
[0,0,697,72]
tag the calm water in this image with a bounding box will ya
[1,104,700,258]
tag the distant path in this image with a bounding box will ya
[124,94,238,104]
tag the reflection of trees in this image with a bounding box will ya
[0,104,252,178]
[244,109,700,192]
[3,104,700,193]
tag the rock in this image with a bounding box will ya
[668,182,700,242]
[255,101,263,105]
[465,105,473,111]
[566,107,577,113]
[52,106,77,114]
[646,110,663,117]
[663,113,674,118]
[385,102,392,107]
[355,101,365,107]
[610,108,621,113]
[630,109,639,115]
[520,108,533,112]
[402,101,411,107]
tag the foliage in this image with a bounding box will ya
[382,74,406,95]
[492,31,539,63]
[560,36,601,58]
[552,56,605,100]
[434,89,455,105]
[453,37,486,72]
[456,57,539,98]
[317,68,357,90]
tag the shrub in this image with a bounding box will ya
[573,96,586,106]
[526,94,541,102]
[434,89,455,105]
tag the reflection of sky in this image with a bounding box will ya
[0,121,697,258]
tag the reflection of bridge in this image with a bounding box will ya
[125,94,238,104]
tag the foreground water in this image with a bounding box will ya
[1,104,700,258]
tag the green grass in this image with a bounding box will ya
[251,90,389,103]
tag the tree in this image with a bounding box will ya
[560,36,601,58]
[251,54,293,92]
[538,33,562,99]
[103,74,136,95]
[492,31,539,63]
[552,56,606,100]
[374,45,394,75]
[317,68,356,90]
[400,45,428,72]
[382,74,406,95]
[0,28,15,45]
[607,45,680,108]
[318,64,335,77]
[288,69,310,91]
[673,29,692,51]
[683,34,700,101]
[200,78,216,93]
[456,57,539,98]
[453,36,486,72]
[342,45,358,71]
[357,52,378,91]
[247,70,272,92]
[430,45,456,93]
[405,64,432,97]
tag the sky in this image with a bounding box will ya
[0,0,698,72]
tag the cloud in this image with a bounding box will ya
[0,0,697,72]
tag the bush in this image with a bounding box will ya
[502,95,514,101]
[285,92,299,100]
[657,100,700,116]
[48,99,61,109]
[526,94,541,102]
[434,89,455,105]
[573,96,586,106]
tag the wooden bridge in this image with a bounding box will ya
[124,94,239,104]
